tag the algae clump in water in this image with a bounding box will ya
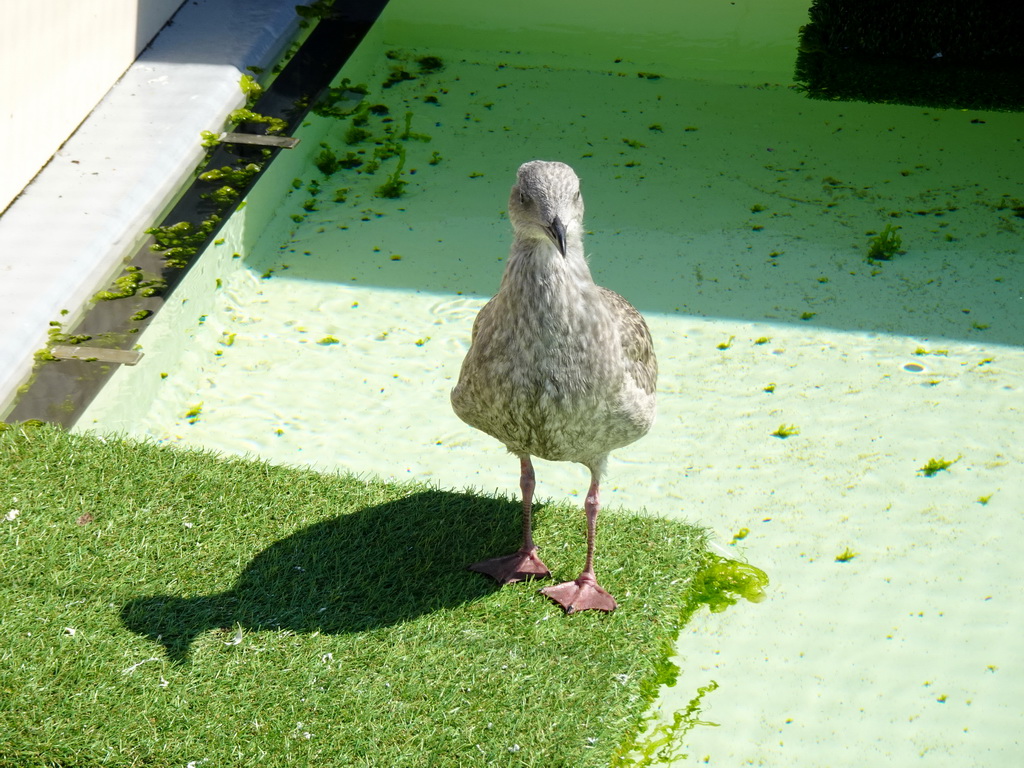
[689,555,769,613]
[866,223,902,261]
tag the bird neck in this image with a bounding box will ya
[501,235,594,301]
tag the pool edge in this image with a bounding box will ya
[0,0,307,417]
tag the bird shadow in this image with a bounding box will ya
[120,489,527,664]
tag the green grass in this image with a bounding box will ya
[0,423,714,767]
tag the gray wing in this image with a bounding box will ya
[599,287,657,395]
[467,296,497,348]
[453,296,497,396]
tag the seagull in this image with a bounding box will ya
[451,160,657,613]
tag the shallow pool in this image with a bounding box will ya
[79,0,1024,764]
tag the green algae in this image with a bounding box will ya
[866,223,903,261]
[918,456,961,477]
[239,73,263,107]
[688,555,769,614]
[199,164,262,187]
[201,185,240,208]
[835,547,858,563]
[184,402,203,424]
[416,54,444,73]
[314,145,342,175]
[226,107,287,136]
[311,79,370,119]
[93,266,164,301]
[146,218,222,269]
[299,50,444,209]
[375,143,408,199]
[614,681,720,767]
[343,124,372,145]
[610,554,767,765]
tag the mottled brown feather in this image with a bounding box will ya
[597,286,657,396]
[451,160,657,472]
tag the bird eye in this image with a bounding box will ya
[519,191,529,205]
[574,189,581,201]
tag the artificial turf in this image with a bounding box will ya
[1,422,713,767]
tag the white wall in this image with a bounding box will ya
[0,0,185,213]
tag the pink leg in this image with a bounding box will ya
[540,470,617,613]
[468,456,551,584]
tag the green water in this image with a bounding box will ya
[80,1,1024,764]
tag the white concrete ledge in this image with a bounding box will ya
[0,0,304,414]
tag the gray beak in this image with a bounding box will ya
[544,216,568,256]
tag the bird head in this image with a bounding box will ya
[508,160,584,257]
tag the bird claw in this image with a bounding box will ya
[468,548,551,585]
[540,575,617,614]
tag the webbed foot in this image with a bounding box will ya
[468,547,551,585]
[540,573,617,614]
